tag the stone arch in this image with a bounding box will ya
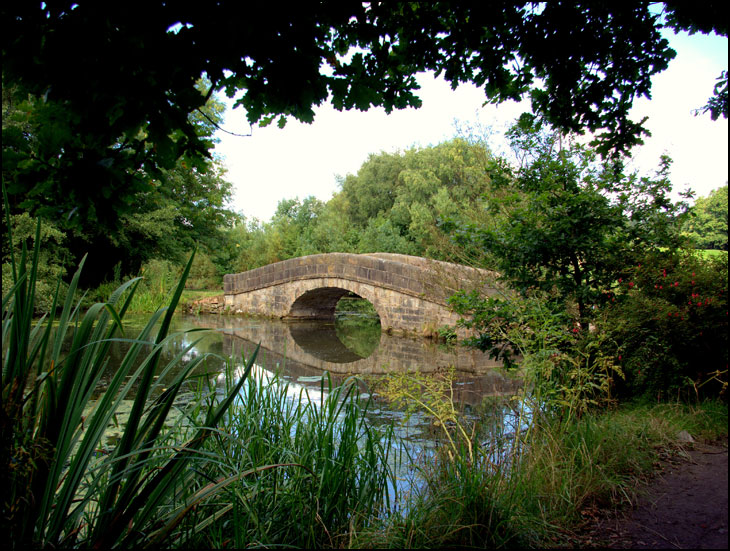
[288,287,352,320]
[223,253,499,334]
[286,285,382,325]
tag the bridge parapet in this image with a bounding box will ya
[224,253,496,306]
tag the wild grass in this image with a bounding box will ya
[356,379,728,548]
[698,248,728,259]
[508,400,727,539]
[175,371,398,548]
[4,218,726,549]
[87,259,222,315]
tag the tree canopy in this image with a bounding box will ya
[2,77,238,286]
[3,2,727,289]
[3,3,727,217]
[684,185,729,250]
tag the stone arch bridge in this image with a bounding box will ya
[223,253,498,335]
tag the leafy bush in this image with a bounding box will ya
[124,258,183,312]
[449,290,623,420]
[1,212,69,313]
[683,185,728,250]
[599,251,728,400]
[185,248,221,289]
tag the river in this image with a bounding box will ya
[93,311,524,472]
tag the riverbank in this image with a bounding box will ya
[351,399,728,549]
[522,401,729,549]
[521,401,728,549]
[575,436,728,549]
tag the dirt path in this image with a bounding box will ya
[578,438,728,549]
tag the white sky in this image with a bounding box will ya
[214,29,728,222]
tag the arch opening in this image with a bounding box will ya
[287,288,381,362]
[287,287,353,321]
[333,292,381,359]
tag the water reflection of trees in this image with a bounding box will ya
[214,317,521,406]
[93,315,522,410]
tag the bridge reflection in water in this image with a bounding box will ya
[192,316,522,406]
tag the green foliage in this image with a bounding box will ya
[4,1,709,189]
[357,215,420,256]
[3,77,238,287]
[368,384,728,549]
[449,290,623,420]
[437,325,458,345]
[75,155,237,286]
[225,196,361,271]
[126,259,183,313]
[509,400,728,537]
[86,258,191,315]
[684,185,728,250]
[4,2,726,289]
[597,251,728,400]
[693,69,728,120]
[1,229,262,548]
[372,450,539,549]
[379,368,476,463]
[185,249,221,289]
[340,139,500,259]
[340,151,408,227]
[223,139,504,270]
[453,118,690,331]
[1,212,68,313]
[189,373,396,548]
[365,368,727,549]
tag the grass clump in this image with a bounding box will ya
[509,400,727,543]
[1,217,260,548]
[179,371,398,549]
[1,225,398,549]
[359,364,727,548]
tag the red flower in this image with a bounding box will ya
[629,281,634,288]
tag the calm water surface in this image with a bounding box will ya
[97,312,524,478]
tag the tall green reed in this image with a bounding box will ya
[2,214,258,548]
[181,369,398,548]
